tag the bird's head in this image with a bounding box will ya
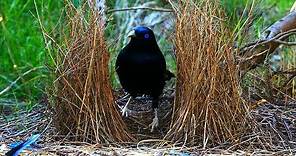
[128,26,156,42]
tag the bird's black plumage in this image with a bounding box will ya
[116,26,172,108]
[115,26,173,131]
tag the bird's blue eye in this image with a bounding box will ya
[144,34,150,39]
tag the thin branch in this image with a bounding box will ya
[274,69,296,75]
[0,66,44,96]
[238,11,296,75]
[273,39,296,45]
[240,28,296,54]
[107,7,174,14]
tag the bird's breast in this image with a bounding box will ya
[129,53,159,65]
[116,44,166,97]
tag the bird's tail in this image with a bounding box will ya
[164,70,175,81]
[5,134,40,156]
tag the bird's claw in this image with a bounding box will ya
[149,116,159,132]
[121,106,131,117]
[120,96,132,117]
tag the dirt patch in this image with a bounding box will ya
[1,91,296,155]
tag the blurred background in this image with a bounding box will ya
[0,0,295,111]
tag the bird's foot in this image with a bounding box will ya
[121,106,131,117]
[134,95,147,100]
[149,115,159,132]
[120,96,132,117]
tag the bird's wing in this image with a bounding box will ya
[5,134,40,156]
[115,48,129,71]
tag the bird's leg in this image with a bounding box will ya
[149,97,159,132]
[121,96,132,117]
[150,108,159,132]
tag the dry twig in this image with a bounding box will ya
[107,7,173,14]
[0,66,43,96]
[239,11,296,76]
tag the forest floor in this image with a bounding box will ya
[1,90,296,155]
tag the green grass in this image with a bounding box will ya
[222,0,295,38]
[0,0,63,105]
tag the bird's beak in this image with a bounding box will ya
[127,30,136,38]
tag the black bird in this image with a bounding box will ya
[116,26,174,132]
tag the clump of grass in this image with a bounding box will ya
[165,0,249,146]
[52,2,133,143]
[0,0,63,104]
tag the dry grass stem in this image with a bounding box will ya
[165,0,249,146]
[53,2,133,143]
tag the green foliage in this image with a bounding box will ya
[0,0,63,105]
[222,0,295,39]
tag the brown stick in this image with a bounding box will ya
[107,7,173,14]
[239,11,296,76]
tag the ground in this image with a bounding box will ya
[1,88,296,155]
